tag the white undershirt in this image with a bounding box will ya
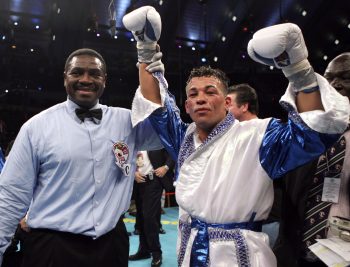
[136,151,153,176]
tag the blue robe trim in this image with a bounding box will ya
[260,101,340,179]
[208,228,251,267]
[178,132,195,171]
[178,113,235,170]
[178,219,193,267]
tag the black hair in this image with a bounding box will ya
[64,48,107,73]
[186,66,230,95]
[227,83,259,115]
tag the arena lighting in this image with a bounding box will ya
[334,39,339,45]
[213,56,218,62]
[13,21,18,26]
[114,35,118,39]
[52,35,56,41]
[270,66,274,70]
[348,23,350,29]
[301,10,307,16]
[159,0,163,5]
[2,35,5,40]
[35,25,40,29]
[5,90,9,93]
[30,48,34,52]
[201,57,207,63]
[232,16,237,22]
[323,55,328,61]
[57,8,61,14]
[221,36,226,42]
[130,37,135,42]
[96,33,100,37]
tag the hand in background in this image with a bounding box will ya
[154,166,168,177]
[135,171,146,183]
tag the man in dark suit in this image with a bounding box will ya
[274,52,350,267]
[129,149,175,267]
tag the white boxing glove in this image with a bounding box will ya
[247,23,307,68]
[123,6,161,63]
[248,23,318,93]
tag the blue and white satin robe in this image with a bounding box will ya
[131,72,350,267]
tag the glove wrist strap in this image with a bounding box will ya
[137,49,157,63]
[136,42,157,63]
[282,59,318,92]
[282,59,310,77]
[136,42,157,50]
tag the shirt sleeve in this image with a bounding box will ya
[164,148,176,170]
[0,122,37,263]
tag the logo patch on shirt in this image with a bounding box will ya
[113,142,130,176]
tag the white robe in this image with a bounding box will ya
[132,72,350,267]
[176,119,276,266]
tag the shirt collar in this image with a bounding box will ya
[65,98,101,123]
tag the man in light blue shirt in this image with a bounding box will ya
[0,48,162,267]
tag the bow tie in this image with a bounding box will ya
[75,108,102,122]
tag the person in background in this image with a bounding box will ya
[129,149,175,267]
[274,52,350,267]
[227,83,282,248]
[227,83,258,121]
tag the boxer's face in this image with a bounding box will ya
[185,76,229,134]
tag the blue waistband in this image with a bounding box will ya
[191,218,263,232]
[190,213,262,266]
